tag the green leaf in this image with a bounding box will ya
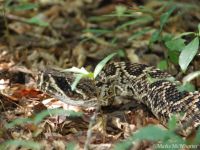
[165,38,186,64]
[174,32,195,39]
[33,109,82,124]
[177,83,195,92]
[168,50,179,64]
[70,73,94,91]
[193,127,200,144]
[198,23,200,35]
[0,140,42,150]
[157,135,185,150]
[115,5,127,17]
[117,16,153,30]
[83,29,111,36]
[114,125,167,150]
[6,118,33,129]
[62,67,93,90]
[115,124,186,150]
[67,142,76,150]
[128,28,151,41]
[167,115,177,130]
[93,52,117,78]
[179,37,199,72]
[117,49,126,57]
[160,6,176,29]
[165,38,186,51]
[65,52,118,90]
[146,74,156,84]
[88,15,111,22]
[26,17,49,27]
[157,60,168,71]
[149,30,160,44]
[114,139,132,150]
[133,125,167,141]
[11,3,38,11]
[104,13,138,18]
[162,33,174,42]
[71,74,84,91]
[6,109,82,128]
[110,37,118,45]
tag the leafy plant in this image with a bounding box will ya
[25,16,49,27]
[3,108,82,149]
[149,5,176,45]
[157,60,168,71]
[177,70,200,92]
[83,5,155,44]
[67,142,77,150]
[0,140,42,150]
[178,37,199,72]
[5,0,49,27]
[5,0,38,11]
[114,116,200,150]
[164,24,200,72]
[6,108,82,128]
[83,2,199,74]
[63,51,120,90]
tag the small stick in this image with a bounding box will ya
[84,105,100,150]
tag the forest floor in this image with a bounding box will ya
[0,0,200,149]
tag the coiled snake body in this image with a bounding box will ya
[37,62,200,134]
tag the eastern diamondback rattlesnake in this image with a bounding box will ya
[37,61,200,135]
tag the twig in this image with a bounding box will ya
[84,87,103,150]
[84,105,100,150]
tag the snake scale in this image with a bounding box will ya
[37,61,200,135]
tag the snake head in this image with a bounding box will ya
[36,69,98,107]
